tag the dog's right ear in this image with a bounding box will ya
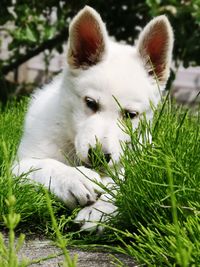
[137,16,174,85]
[67,6,107,70]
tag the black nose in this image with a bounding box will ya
[88,147,111,165]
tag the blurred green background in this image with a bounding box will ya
[0,1,200,103]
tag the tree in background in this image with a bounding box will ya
[0,0,200,102]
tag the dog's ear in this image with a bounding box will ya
[67,6,107,70]
[137,16,173,84]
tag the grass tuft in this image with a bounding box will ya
[0,99,71,234]
[107,98,200,265]
[0,99,77,266]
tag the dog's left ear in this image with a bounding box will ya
[137,16,173,85]
[67,6,107,70]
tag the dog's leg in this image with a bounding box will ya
[74,193,117,232]
[12,158,103,209]
[74,176,118,232]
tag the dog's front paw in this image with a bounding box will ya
[74,195,117,232]
[54,166,103,210]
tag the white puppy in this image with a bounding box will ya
[13,6,173,231]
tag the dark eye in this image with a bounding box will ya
[123,110,138,119]
[85,97,99,112]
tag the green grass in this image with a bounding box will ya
[0,100,78,266]
[108,100,200,266]
[0,100,72,234]
[0,97,200,266]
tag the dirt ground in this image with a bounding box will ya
[2,233,136,267]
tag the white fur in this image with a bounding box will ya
[13,6,173,231]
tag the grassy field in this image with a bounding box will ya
[0,97,200,266]
[110,98,200,266]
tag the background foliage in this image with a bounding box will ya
[0,0,200,102]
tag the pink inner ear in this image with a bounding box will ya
[147,32,166,76]
[74,16,103,67]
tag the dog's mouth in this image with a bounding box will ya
[80,153,111,174]
[81,160,92,169]
[81,159,106,171]
[76,144,115,172]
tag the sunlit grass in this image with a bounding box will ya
[0,99,77,266]
[105,98,200,266]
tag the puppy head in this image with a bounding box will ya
[66,6,173,166]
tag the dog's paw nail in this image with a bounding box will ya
[74,219,85,227]
[86,200,95,206]
[97,192,102,198]
[86,194,95,205]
